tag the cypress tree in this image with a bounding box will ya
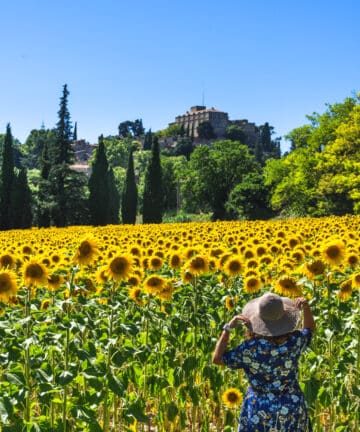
[143,129,153,150]
[0,124,15,229]
[107,167,120,224]
[11,168,32,228]
[142,136,163,223]
[50,84,74,165]
[121,149,137,224]
[37,141,52,227]
[88,136,110,225]
[73,122,77,141]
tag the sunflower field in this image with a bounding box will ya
[0,216,359,432]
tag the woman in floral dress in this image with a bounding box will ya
[212,292,316,431]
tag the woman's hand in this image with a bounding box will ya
[295,297,309,310]
[228,314,251,329]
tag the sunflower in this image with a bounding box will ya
[143,275,167,295]
[73,237,99,266]
[148,256,163,271]
[274,275,302,297]
[157,282,174,301]
[345,251,359,268]
[47,273,64,291]
[338,279,352,301]
[181,269,195,284]
[243,275,262,294]
[185,255,209,276]
[221,388,243,408]
[322,240,346,265]
[302,259,326,279]
[351,272,360,289]
[0,253,16,269]
[95,266,109,284]
[23,260,48,287]
[168,253,182,269]
[127,274,141,287]
[223,256,243,277]
[106,255,133,281]
[0,270,18,302]
[225,296,236,311]
[40,299,51,310]
[129,287,145,306]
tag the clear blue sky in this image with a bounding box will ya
[1,0,359,152]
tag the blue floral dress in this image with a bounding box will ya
[222,329,312,432]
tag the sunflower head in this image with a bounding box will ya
[322,240,346,265]
[223,256,243,277]
[143,275,167,295]
[243,275,262,294]
[73,237,99,266]
[185,255,209,276]
[225,296,236,311]
[168,253,182,269]
[129,287,145,306]
[338,279,352,301]
[148,256,163,271]
[23,260,48,287]
[221,388,243,408]
[106,255,133,281]
[303,259,326,279]
[352,272,360,289]
[47,273,64,291]
[0,253,16,269]
[0,270,18,302]
[274,275,302,297]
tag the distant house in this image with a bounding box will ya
[70,139,96,175]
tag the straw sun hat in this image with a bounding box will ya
[243,292,300,337]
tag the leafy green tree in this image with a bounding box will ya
[94,136,132,169]
[0,124,15,229]
[11,168,33,228]
[121,149,138,224]
[132,119,145,137]
[197,121,216,140]
[225,125,246,143]
[315,101,360,214]
[226,172,273,220]
[255,123,281,165]
[174,136,193,160]
[182,140,259,220]
[22,128,56,169]
[265,94,360,216]
[142,136,163,223]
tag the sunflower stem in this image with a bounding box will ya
[103,283,115,432]
[24,286,32,430]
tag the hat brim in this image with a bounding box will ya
[243,295,300,337]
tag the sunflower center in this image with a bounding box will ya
[227,392,239,403]
[26,264,44,278]
[1,255,13,267]
[326,246,341,259]
[79,241,92,257]
[0,275,11,292]
[110,257,128,274]
[229,261,241,272]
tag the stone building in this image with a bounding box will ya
[173,105,229,138]
[171,106,260,146]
